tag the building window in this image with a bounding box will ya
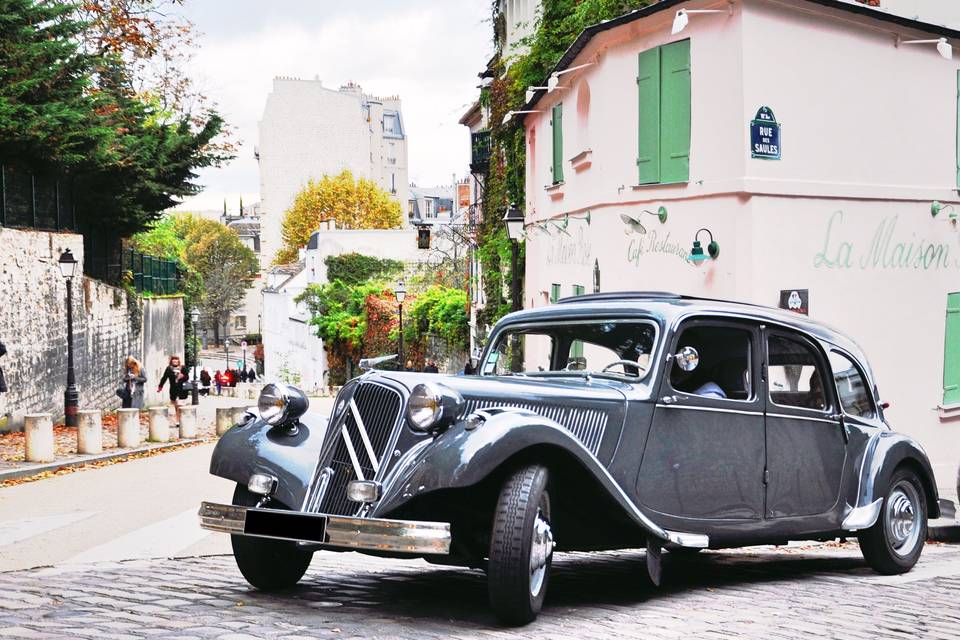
[551,103,564,184]
[424,199,435,218]
[944,292,960,405]
[234,315,247,331]
[637,39,690,184]
[383,112,403,137]
[550,283,561,303]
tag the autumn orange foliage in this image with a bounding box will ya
[275,170,403,264]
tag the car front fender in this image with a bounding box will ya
[374,408,672,542]
[209,413,329,510]
[847,430,940,526]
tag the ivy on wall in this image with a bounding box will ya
[477,0,652,327]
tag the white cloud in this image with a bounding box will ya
[175,1,492,212]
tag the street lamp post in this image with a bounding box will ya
[190,308,200,406]
[394,281,406,369]
[58,250,79,427]
[503,205,525,372]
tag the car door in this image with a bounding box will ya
[637,318,766,520]
[763,329,846,518]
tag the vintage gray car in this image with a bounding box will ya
[199,292,939,625]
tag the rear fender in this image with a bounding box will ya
[209,413,329,509]
[848,431,940,526]
[375,408,671,541]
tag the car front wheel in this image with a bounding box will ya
[230,484,313,590]
[487,464,553,626]
[858,467,927,574]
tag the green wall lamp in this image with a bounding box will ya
[620,206,668,235]
[931,201,957,221]
[688,228,720,265]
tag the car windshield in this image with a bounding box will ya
[481,320,658,379]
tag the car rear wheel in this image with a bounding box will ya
[487,464,553,626]
[858,467,927,575]
[230,484,313,590]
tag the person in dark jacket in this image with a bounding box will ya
[199,369,211,396]
[158,355,188,426]
[0,340,7,394]
[240,368,249,383]
[423,359,439,374]
[247,367,257,382]
[122,356,147,409]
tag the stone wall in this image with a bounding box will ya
[0,227,183,430]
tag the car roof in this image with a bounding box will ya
[498,292,869,364]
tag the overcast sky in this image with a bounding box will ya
[172,0,492,213]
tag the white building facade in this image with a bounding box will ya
[257,78,409,268]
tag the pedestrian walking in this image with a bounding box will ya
[158,355,188,426]
[214,369,223,395]
[199,368,211,396]
[120,356,147,409]
[0,339,7,394]
[240,368,249,383]
[247,366,257,382]
[461,359,475,376]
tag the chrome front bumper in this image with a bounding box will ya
[198,502,451,555]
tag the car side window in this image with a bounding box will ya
[767,334,827,411]
[670,325,752,401]
[829,351,876,420]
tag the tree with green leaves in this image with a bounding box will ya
[183,219,258,344]
[0,0,232,235]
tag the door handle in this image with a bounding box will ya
[661,395,678,405]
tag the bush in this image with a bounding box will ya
[325,253,404,286]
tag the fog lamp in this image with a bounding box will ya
[248,473,277,496]
[347,480,381,503]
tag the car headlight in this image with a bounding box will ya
[258,383,309,426]
[406,382,464,433]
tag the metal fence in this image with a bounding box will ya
[0,164,76,231]
[124,249,182,295]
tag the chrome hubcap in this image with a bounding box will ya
[529,509,553,597]
[885,480,921,557]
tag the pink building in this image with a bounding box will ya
[519,0,960,485]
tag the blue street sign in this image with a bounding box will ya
[750,106,781,160]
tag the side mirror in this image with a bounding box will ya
[674,346,699,372]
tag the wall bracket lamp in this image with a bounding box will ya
[932,200,958,221]
[672,4,733,36]
[688,228,720,265]
[503,110,542,126]
[547,62,596,93]
[897,36,953,60]
[620,206,668,235]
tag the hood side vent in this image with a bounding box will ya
[462,399,608,455]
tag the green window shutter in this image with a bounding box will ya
[944,293,960,404]
[659,39,691,184]
[573,284,585,296]
[551,103,564,183]
[550,283,560,303]
[569,285,586,359]
[637,47,661,184]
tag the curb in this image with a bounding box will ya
[929,520,960,543]
[0,438,210,483]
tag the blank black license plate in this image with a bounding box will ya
[244,509,327,543]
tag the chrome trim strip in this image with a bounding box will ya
[664,530,710,548]
[350,398,380,473]
[340,424,365,481]
[198,502,451,555]
[655,404,763,417]
[766,412,839,425]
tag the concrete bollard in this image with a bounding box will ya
[76,410,103,455]
[215,407,234,436]
[117,408,141,448]
[179,405,198,439]
[24,414,54,463]
[232,406,249,426]
[148,406,170,443]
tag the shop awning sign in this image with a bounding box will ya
[751,107,781,160]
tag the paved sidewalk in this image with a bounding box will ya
[0,395,253,482]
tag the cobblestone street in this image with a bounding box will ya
[2,542,959,639]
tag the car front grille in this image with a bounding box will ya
[305,381,403,516]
